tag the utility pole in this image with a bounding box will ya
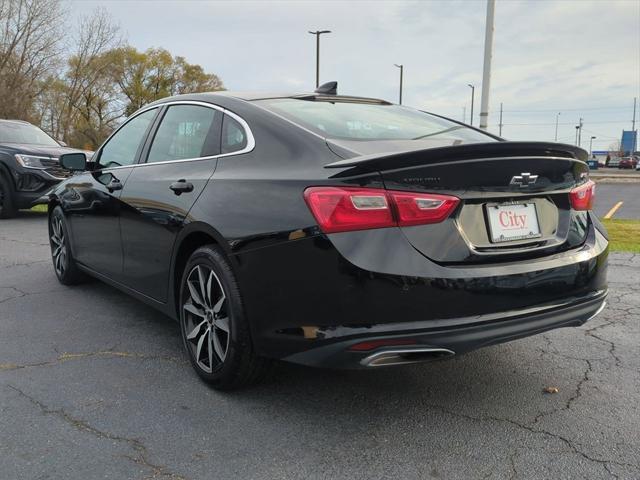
[589,136,596,156]
[498,102,503,136]
[468,84,475,126]
[578,117,583,147]
[394,64,404,105]
[463,106,466,123]
[479,0,496,130]
[554,112,561,142]
[575,126,580,145]
[308,30,331,88]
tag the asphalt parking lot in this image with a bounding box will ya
[593,182,640,220]
[1,212,639,480]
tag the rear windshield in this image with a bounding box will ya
[0,122,59,146]
[257,98,495,143]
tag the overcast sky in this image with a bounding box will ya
[67,0,639,150]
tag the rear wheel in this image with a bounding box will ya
[49,206,86,285]
[179,245,273,390]
[0,172,17,219]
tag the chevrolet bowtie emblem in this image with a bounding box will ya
[510,172,538,188]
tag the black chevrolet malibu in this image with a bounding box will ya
[48,86,608,389]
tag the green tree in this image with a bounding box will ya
[110,47,224,116]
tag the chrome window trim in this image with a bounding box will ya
[96,100,255,172]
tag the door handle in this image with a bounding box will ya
[169,180,194,196]
[106,179,123,192]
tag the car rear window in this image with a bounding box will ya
[256,98,495,143]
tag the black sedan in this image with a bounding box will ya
[0,119,90,218]
[48,86,608,389]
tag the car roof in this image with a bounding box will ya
[148,90,392,107]
[216,91,392,104]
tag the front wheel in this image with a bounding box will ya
[179,245,273,390]
[49,206,86,285]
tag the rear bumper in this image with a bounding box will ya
[234,215,608,365]
[283,289,607,369]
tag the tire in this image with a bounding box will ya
[0,171,17,219]
[179,245,274,390]
[49,206,87,285]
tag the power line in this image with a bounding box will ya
[490,120,630,126]
[581,127,619,139]
[501,106,632,113]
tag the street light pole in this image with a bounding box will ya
[575,126,580,146]
[468,84,475,126]
[394,64,403,105]
[554,112,561,141]
[478,0,496,130]
[308,30,331,88]
[589,136,596,156]
[633,97,637,153]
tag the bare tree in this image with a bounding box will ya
[3,2,224,148]
[39,7,122,147]
[0,0,65,120]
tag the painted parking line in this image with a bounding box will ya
[604,201,624,219]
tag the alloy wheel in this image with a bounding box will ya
[182,265,230,373]
[50,216,67,276]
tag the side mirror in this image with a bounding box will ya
[60,152,87,171]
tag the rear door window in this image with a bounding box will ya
[147,105,222,163]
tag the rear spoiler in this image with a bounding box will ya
[324,142,588,172]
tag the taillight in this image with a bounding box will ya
[303,186,460,234]
[389,191,460,226]
[569,180,595,211]
[303,187,394,233]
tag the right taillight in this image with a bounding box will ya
[303,186,460,234]
[569,180,595,211]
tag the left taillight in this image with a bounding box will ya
[303,186,460,234]
[569,180,595,211]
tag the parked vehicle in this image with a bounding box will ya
[48,86,608,389]
[607,157,621,168]
[618,156,638,169]
[0,119,91,218]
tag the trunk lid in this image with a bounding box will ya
[325,141,591,264]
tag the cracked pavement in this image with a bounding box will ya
[1,211,639,480]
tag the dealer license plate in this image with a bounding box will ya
[486,202,542,243]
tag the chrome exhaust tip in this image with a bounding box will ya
[360,347,455,367]
[585,301,607,322]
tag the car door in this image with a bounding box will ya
[118,102,224,302]
[64,107,159,280]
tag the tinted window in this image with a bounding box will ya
[0,122,59,146]
[221,115,248,154]
[99,108,157,168]
[147,105,221,163]
[257,98,494,143]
